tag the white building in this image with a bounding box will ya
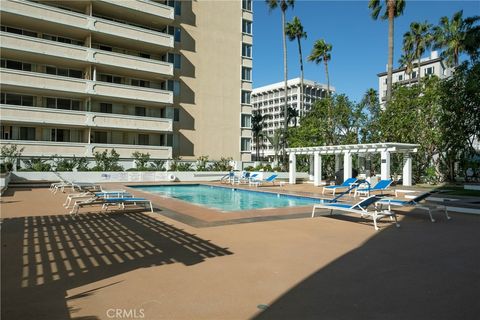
[377,51,453,106]
[251,78,334,159]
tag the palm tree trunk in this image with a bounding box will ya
[386,0,395,102]
[255,135,259,160]
[281,10,288,166]
[417,56,421,83]
[297,37,304,120]
[324,60,330,96]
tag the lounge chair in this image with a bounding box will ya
[64,190,129,208]
[322,177,358,196]
[311,195,399,231]
[377,192,452,222]
[249,174,278,187]
[70,196,153,215]
[354,179,392,197]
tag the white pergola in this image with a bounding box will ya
[286,143,419,187]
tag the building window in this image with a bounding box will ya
[242,20,252,34]
[241,114,251,128]
[99,74,122,84]
[1,93,34,106]
[173,108,180,121]
[398,74,403,81]
[42,33,83,46]
[100,103,113,113]
[242,43,252,58]
[1,59,32,72]
[425,66,434,75]
[167,26,181,42]
[242,67,252,81]
[138,134,149,145]
[138,52,151,59]
[45,66,83,78]
[131,79,150,88]
[241,138,251,151]
[19,127,35,140]
[135,106,146,117]
[51,129,70,142]
[241,90,251,104]
[168,53,181,69]
[166,0,181,15]
[167,80,180,96]
[45,97,82,110]
[242,0,252,11]
[412,71,417,79]
[93,131,108,144]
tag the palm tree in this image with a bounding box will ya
[403,21,433,81]
[251,113,267,160]
[369,0,406,102]
[287,105,299,127]
[285,16,307,115]
[463,15,480,61]
[307,39,332,96]
[398,51,415,79]
[266,0,295,163]
[432,10,479,67]
[266,130,284,165]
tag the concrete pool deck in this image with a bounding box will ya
[1,185,480,319]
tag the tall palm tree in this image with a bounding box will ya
[307,39,332,96]
[285,16,307,115]
[398,51,415,79]
[369,0,406,102]
[287,105,299,127]
[403,21,432,81]
[266,0,295,163]
[251,113,267,160]
[432,10,477,67]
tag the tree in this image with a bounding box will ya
[251,112,267,160]
[286,16,307,114]
[0,144,24,171]
[463,15,480,62]
[266,0,295,164]
[132,151,151,170]
[403,21,433,81]
[369,0,406,102]
[308,39,332,97]
[359,88,381,143]
[432,10,478,67]
[287,105,299,127]
[266,130,284,165]
[398,51,415,78]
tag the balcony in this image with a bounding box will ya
[0,32,173,77]
[95,0,174,21]
[0,105,173,132]
[2,0,173,49]
[1,140,172,158]
[1,69,173,105]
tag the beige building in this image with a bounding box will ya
[0,0,252,162]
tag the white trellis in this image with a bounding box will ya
[286,143,419,187]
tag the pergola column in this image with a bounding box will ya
[314,152,322,186]
[335,154,341,172]
[381,150,391,180]
[289,153,296,184]
[403,153,413,186]
[343,152,352,182]
[309,155,314,181]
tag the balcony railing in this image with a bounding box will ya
[2,0,173,48]
[1,32,173,77]
[0,139,172,158]
[1,69,173,105]
[0,105,173,132]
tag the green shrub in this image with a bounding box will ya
[244,166,254,171]
[92,149,123,171]
[1,144,24,172]
[211,157,233,171]
[23,158,52,171]
[150,160,165,171]
[196,155,209,171]
[132,151,151,170]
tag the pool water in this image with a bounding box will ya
[131,184,324,212]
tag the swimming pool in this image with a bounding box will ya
[131,184,325,212]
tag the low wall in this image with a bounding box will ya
[11,171,310,184]
[0,172,12,194]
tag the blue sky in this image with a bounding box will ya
[252,0,480,103]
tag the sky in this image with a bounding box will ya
[252,0,480,103]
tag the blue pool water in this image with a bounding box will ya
[131,184,325,212]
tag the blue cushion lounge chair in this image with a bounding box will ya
[311,195,399,231]
[378,192,452,222]
[249,174,278,187]
[322,177,358,196]
[354,179,393,197]
[64,190,130,208]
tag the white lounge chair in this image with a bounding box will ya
[312,196,399,231]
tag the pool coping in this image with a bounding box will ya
[103,181,338,228]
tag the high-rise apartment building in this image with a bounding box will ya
[377,51,453,106]
[251,78,333,159]
[0,0,252,162]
